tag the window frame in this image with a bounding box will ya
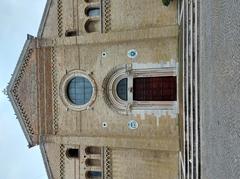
[130,66,177,110]
[60,70,97,111]
[104,63,178,115]
[67,76,93,105]
[84,3,102,33]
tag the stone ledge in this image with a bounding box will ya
[43,135,179,151]
[36,25,178,48]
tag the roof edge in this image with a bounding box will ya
[40,138,54,179]
[7,37,35,148]
[37,0,53,38]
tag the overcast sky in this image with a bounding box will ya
[0,0,48,178]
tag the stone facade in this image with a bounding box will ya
[8,0,180,178]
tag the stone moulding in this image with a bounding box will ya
[103,62,178,115]
[59,69,97,111]
[37,0,53,37]
[39,141,54,179]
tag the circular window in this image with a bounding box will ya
[67,77,93,105]
[60,70,97,111]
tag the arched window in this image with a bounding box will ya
[84,4,101,33]
[67,77,93,105]
[116,78,128,101]
[85,20,101,33]
[85,146,101,155]
[66,148,79,158]
[85,159,101,166]
[86,171,102,178]
[85,7,100,17]
[103,63,178,114]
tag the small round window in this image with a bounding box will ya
[67,77,93,105]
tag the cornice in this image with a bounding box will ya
[37,0,53,38]
[39,137,54,179]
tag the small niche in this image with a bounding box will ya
[85,20,100,33]
[66,148,79,158]
[85,159,101,166]
[65,30,77,37]
[86,171,102,179]
[85,146,101,155]
[85,7,100,17]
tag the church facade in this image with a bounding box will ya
[7,0,202,178]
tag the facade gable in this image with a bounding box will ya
[8,37,38,146]
[8,37,54,147]
[8,0,184,178]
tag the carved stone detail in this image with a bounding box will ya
[57,0,63,37]
[60,144,65,179]
[103,0,111,33]
[51,47,59,134]
[102,65,127,114]
[104,147,112,179]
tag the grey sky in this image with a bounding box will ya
[0,0,47,178]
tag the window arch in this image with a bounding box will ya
[103,63,178,115]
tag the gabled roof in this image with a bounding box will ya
[7,35,38,147]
